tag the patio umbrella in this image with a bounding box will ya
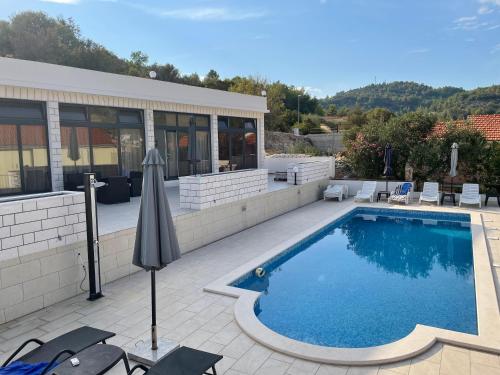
[383,144,393,192]
[67,127,80,169]
[449,143,459,193]
[132,148,181,351]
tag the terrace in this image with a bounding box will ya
[1,197,500,375]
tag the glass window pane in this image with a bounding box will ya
[244,132,257,169]
[177,131,190,176]
[20,125,51,193]
[230,133,244,170]
[91,128,119,178]
[89,107,117,124]
[61,127,91,189]
[244,119,256,129]
[218,117,229,129]
[155,129,168,179]
[154,112,177,127]
[195,131,210,174]
[166,131,178,179]
[119,110,143,124]
[218,132,230,172]
[0,125,21,195]
[178,114,191,127]
[59,105,87,122]
[120,129,144,177]
[230,118,244,129]
[195,115,209,127]
[0,101,44,121]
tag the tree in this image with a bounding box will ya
[128,50,149,77]
[366,108,394,124]
[347,107,368,127]
[326,104,337,116]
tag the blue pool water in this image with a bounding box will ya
[233,208,477,348]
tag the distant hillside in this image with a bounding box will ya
[429,85,500,119]
[320,82,465,114]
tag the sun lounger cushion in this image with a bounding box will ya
[0,361,51,375]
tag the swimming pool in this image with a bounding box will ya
[232,207,477,348]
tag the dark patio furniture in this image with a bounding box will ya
[441,192,456,206]
[274,171,287,181]
[50,344,129,375]
[2,326,115,372]
[128,346,222,375]
[377,191,390,202]
[485,183,500,207]
[97,176,130,204]
[129,171,143,197]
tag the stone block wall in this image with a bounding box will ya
[287,161,330,185]
[179,169,268,210]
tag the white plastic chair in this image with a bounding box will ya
[419,182,440,205]
[354,181,377,202]
[324,184,348,201]
[388,182,413,205]
[459,184,481,208]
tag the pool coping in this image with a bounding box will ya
[204,203,500,365]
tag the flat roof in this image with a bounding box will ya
[0,57,268,113]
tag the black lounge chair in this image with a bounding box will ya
[128,346,222,375]
[2,326,115,372]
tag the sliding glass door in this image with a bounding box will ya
[154,111,211,179]
[218,116,257,172]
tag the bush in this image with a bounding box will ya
[286,141,322,156]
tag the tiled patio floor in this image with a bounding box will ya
[97,175,289,234]
[1,198,500,375]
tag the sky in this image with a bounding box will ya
[0,0,499,97]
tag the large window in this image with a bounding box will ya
[218,116,257,171]
[154,111,211,179]
[0,100,51,196]
[59,104,144,189]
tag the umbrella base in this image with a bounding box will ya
[128,338,179,366]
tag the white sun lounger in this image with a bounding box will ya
[354,181,377,202]
[459,183,481,208]
[324,184,348,201]
[419,182,440,205]
[388,182,413,205]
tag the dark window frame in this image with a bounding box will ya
[59,104,145,180]
[218,116,258,170]
[0,99,52,197]
[153,111,212,179]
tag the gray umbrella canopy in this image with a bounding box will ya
[67,127,81,164]
[133,148,180,270]
[449,142,459,178]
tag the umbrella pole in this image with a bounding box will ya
[151,269,158,351]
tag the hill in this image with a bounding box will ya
[320,82,464,113]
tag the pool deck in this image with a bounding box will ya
[1,198,500,375]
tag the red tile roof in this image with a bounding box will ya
[432,114,500,141]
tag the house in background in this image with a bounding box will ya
[433,114,500,141]
[0,57,268,197]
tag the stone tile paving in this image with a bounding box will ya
[1,199,500,375]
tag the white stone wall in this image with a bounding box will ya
[257,115,265,169]
[144,108,155,151]
[0,192,86,261]
[0,179,328,324]
[265,155,335,176]
[179,169,268,210]
[46,101,64,191]
[287,161,330,185]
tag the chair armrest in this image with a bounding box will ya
[2,338,45,367]
[128,364,149,375]
[40,349,77,375]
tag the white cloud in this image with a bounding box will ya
[41,0,80,3]
[488,24,500,29]
[153,7,267,21]
[407,48,430,54]
[491,43,500,54]
[320,0,327,4]
[304,86,325,98]
[478,5,493,14]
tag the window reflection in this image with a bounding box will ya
[0,125,21,195]
[20,125,51,193]
[91,128,119,177]
[120,129,144,177]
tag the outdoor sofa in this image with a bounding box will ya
[97,176,131,204]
